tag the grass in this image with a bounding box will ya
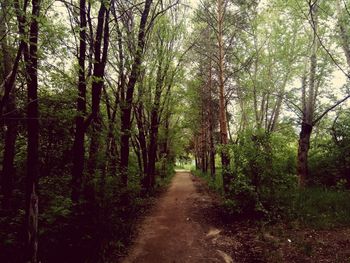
[293,187,350,228]
[192,169,350,228]
[191,168,223,193]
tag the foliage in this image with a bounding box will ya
[195,120,350,228]
[0,0,187,261]
[222,129,296,219]
[292,187,350,228]
[309,111,350,186]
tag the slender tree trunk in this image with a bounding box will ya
[297,3,318,187]
[71,0,87,203]
[200,78,208,174]
[145,62,164,189]
[163,110,170,162]
[86,2,109,200]
[0,0,26,118]
[134,103,148,180]
[200,87,204,172]
[336,0,350,68]
[146,123,158,189]
[104,88,118,177]
[1,2,18,209]
[134,82,148,181]
[0,1,12,81]
[120,0,153,187]
[24,0,40,261]
[269,75,289,132]
[2,98,18,210]
[217,0,230,193]
[208,60,215,179]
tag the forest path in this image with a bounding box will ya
[122,171,230,263]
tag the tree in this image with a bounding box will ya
[192,0,234,191]
[86,0,110,199]
[216,0,231,193]
[119,0,153,187]
[0,0,18,209]
[23,0,40,261]
[296,0,350,186]
[71,0,111,203]
[71,0,87,204]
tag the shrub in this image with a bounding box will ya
[224,129,297,219]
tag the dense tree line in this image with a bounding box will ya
[187,0,350,219]
[0,0,188,262]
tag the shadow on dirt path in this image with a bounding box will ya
[122,171,230,263]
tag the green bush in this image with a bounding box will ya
[225,129,297,219]
[309,110,350,187]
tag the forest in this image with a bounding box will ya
[0,0,350,262]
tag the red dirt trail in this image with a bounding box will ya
[122,171,229,263]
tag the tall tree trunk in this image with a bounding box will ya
[103,86,118,177]
[71,0,87,203]
[200,78,208,174]
[1,98,18,210]
[86,1,109,198]
[134,102,148,179]
[146,122,158,189]
[297,3,318,187]
[217,0,230,193]
[297,122,312,187]
[120,0,153,187]
[208,59,215,179]
[131,136,143,175]
[145,61,164,189]
[0,0,26,118]
[24,0,40,261]
[162,110,170,162]
[88,2,108,175]
[1,1,18,209]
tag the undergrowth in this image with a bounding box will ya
[193,169,350,229]
[0,164,175,263]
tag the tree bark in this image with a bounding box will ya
[1,1,18,210]
[103,86,118,177]
[134,100,148,179]
[71,0,87,203]
[0,0,26,117]
[297,3,318,187]
[120,0,153,187]
[86,1,109,201]
[145,60,165,190]
[87,1,108,170]
[208,59,215,179]
[24,0,40,261]
[297,122,312,187]
[217,0,230,193]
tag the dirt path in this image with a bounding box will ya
[122,171,229,263]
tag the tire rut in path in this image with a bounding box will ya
[122,171,226,263]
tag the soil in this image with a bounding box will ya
[121,171,350,263]
[122,171,227,262]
